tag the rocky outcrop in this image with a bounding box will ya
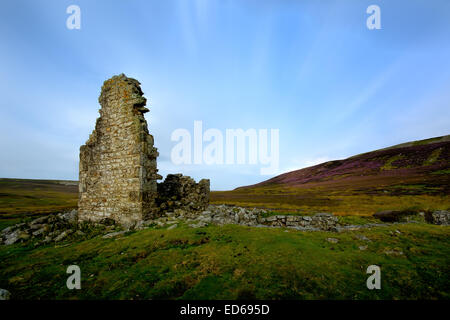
[157,174,210,213]
[0,210,121,246]
[1,210,75,245]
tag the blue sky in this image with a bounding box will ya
[1,0,449,190]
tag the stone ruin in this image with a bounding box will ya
[157,174,210,213]
[78,74,210,226]
[3,73,450,249]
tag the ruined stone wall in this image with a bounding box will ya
[78,74,162,226]
[157,174,210,213]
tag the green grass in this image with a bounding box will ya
[336,215,379,225]
[1,223,449,300]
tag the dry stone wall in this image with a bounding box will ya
[78,74,162,226]
[148,205,340,231]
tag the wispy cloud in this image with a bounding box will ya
[178,0,199,55]
[1,1,449,190]
[332,61,401,124]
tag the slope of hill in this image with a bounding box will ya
[211,135,450,215]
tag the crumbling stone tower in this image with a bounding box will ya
[78,74,162,226]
